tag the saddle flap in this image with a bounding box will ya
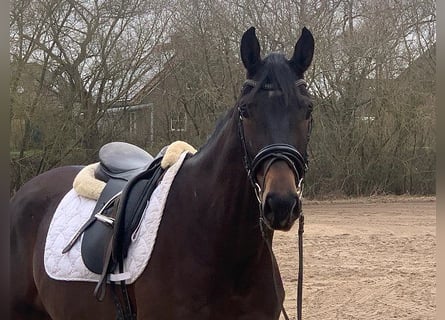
[81,179,127,274]
[80,157,165,276]
[113,158,165,262]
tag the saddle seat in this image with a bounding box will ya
[94,141,154,182]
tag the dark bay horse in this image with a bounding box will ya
[10,27,314,319]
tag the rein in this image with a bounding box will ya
[237,78,308,320]
[259,214,304,320]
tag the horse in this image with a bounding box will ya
[10,26,314,320]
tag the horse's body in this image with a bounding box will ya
[11,27,314,319]
[11,138,280,319]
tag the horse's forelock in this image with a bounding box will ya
[242,53,299,107]
[262,53,298,103]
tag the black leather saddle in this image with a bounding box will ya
[63,141,168,300]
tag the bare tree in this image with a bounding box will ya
[10,0,175,192]
[167,0,435,196]
[306,0,436,196]
[10,0,436,197]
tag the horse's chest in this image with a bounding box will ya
[207,294,280,320]
[136,274,280,320]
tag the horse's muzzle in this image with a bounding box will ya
[249,143,306,231]
[262,191,301,231]
[257,157,303,231]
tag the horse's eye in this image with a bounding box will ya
[239,105,250,118]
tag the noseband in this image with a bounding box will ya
[237,78,309,320]
[251,143,307,200]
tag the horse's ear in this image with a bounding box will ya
[240,27,261,76]
[290,27,314,75]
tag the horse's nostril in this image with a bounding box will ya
[263,196,275,222]
[263,193,298,228]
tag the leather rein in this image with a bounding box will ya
[237,78,309,320]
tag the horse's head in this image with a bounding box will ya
[237,27,314,231]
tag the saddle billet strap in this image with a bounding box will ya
[118,260,136,319]
[93,214,137,319]
[110,281,136,320]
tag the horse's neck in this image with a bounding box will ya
[183,113,272,264]
[192,113,253,207]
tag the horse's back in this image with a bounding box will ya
[10,166,82,228]
[10,166,82,319]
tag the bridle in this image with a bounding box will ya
[237,78,310,200]
[237,78,310,320]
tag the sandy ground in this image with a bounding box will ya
[273,196,436,320]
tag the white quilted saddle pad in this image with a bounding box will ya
[44,151,188,284]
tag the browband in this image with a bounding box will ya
[243,78,307,90]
